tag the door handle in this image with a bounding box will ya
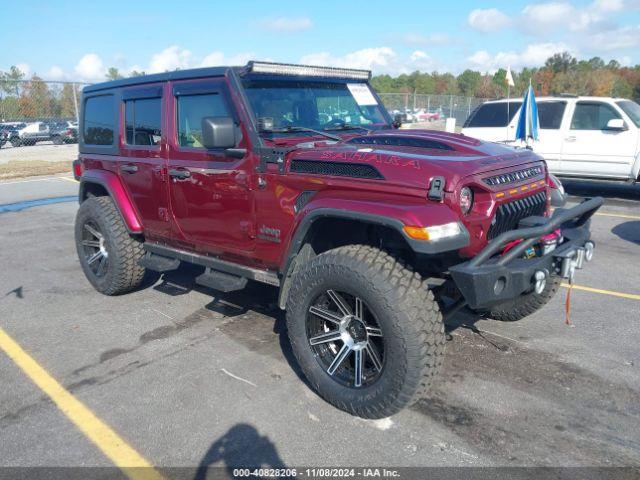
[120,164,138,173]
[168,168,191,180]
[565,136,576,142]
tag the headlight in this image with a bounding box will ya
[460,187,474,214]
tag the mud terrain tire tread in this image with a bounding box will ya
[286,244,445,418]
[485,276,561,322]
[75,196,145,295]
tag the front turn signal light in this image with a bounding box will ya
[403,222,462,241]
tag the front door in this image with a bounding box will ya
[167,78,255,255]
[561,101,638,178]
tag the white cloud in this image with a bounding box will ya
[592,0,624,12]
[520,0,622,34]
[468,8,511,33]
[587,25,640,50]
[300,47,445,74]
[301,47,397,71]
[46,65,66,80]
[521,2,573,29]
[74,53,105,81]
[148,46,192,73]
[468,42,573,72]
[260,16,313,32]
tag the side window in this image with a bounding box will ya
[176,93,230,148]
[84,95,115,145]
[464,102,522,128]
[538,102,566,130]
[570,102,621,130]
[125,97,162,146]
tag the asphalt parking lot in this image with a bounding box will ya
[0,175,639,474]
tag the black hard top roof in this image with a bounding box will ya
[83,66,236,93]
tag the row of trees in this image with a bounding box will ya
[2,52,639,122]
[370,53,640,101]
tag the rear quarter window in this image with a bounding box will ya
[464,102,522,128]
[83,95,115,145]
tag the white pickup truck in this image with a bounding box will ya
[462,96,640,183]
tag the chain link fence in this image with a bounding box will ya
[377,93,491,126]
[0,80,90,177]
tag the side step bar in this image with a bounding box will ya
[138,252,180,272]
[142,243,280,288]
[196,268,248,293]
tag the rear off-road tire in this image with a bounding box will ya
[286,244,445,418]
[75,196,146,295]
[483,275,561,322]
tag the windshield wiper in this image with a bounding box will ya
[261,125,341,142]
[323,124,370,132]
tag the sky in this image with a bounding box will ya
[1,0,639,82]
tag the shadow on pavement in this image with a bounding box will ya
[194,423,287,480]
[561,178,640,202]
[612,221,640,245]
[152,263,310,386]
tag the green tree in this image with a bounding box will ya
[106,67,123,81]
[544,52,577,73]
[0,65,26,96]
[457,69,482,96]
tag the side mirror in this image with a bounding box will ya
[605,118,626,131]
[201,116,237,149]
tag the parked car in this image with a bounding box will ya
[462,96,640,183]
[73,61,601,418]
[8,120,78,146]
[49,122,78,144]
[1,123,26,146]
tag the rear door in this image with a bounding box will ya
[117,84,171,238]
[167,78,255,255]
[530,100,567,174]
[561,100,638,178]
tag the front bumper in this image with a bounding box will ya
[449,197,603,310]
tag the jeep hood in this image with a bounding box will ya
[288,129,545,191]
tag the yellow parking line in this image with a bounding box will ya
[561,283,640,301]
[59,176,79,183]
[593,212,640,220]
[0,327,165,480]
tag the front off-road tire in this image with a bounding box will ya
[483,275,561,322]
[75,196,146,295]
[286,245,445,418]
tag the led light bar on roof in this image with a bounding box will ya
[247,61,371,80]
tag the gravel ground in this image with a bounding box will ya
[0,175,638,475]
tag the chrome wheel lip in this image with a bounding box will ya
[81,221,109,278]
[306,289,385,389]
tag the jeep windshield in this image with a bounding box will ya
[241,79,391,138]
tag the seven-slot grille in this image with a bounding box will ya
[487,191,547,240]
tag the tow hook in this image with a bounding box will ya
[558,241,595,281]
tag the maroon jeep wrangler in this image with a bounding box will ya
[73,61,602,418]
